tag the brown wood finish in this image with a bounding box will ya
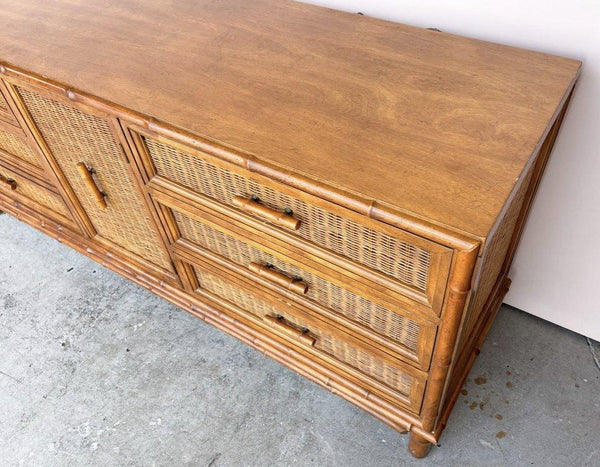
[248,262,309,295]
[3,77,180,285]
[0,0,580,458]
[0,171,16,190]
[124,122,454,314]
[233,195,302,231]
[76,162,108,210]
[187,255,429,412]
[0,84,18,126]
[0,0,581,239]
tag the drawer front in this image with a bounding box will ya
[135,132,450,309]
[0,162,77,229]
[171,208,436,368]
[0,126,42,170]
[15,85,174,274]
[190,259,426,411]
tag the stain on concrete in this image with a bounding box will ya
[496,431,506,439]
[494,414,503,420]
[461,389,468,396]
[506,381,513,388]
[2,214,600,465]
[474,376,487,385]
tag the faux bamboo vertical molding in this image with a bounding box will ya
[0,75,98,238]
[0,0,581,458]
[408,242,480,457]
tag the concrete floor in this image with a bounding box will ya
[0,214,599,467]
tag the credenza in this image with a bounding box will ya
[0,0,580,457]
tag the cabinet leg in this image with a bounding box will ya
[408,432,432,458]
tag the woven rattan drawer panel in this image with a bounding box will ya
[16,86,173,272]
[172,208,433,365]
[191,262,422,406]
[0,162,75,226]
[0,127,41,169]
[142,136,432,293]
[0,0,579,458]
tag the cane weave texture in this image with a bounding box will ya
[17,86,173,271]
[175,210,421,353]
[465,167,535,339]
[145,137,431,292]
[0,164,71,219]
[193,265,414,396]
[0,128,41,168]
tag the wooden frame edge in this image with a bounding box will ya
[0,62,481,252]
[0,196,426,438]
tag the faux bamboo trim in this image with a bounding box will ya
[189,255,428,382]
[1,76,98,238]
[149,180,443,322]
[173,238,433,370]
[0,33,580,457]
[263,314,316,346]
[434,276,511,437]
[76,162,107,210]
[0,146,47,186]
[0,195,423,435]
[0,62,486,250]
[419,241,480,433]
[138,145,452,314]
[233,195,301,230]
[248,261,309,295]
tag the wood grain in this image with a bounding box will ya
[0,0,581,237]
[0,0,581,458]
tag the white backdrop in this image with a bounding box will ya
[299,0,600,340]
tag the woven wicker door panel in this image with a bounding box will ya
[16,86,173,272]
[191,263,423,408]
[0,162,77,229]
[172,209,435,367]
[141,135,434,293]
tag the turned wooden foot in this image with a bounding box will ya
[408,432,432,458]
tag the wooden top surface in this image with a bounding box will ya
[0,0,580,238]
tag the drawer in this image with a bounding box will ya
[169,207,437,369]
[128,128,452,312]
[0,125,43,172]
[0,161,78,230]
[188,255,427,413]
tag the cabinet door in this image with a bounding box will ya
[12,82,176,280]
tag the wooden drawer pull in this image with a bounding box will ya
[0,173,17,190]
[249,262,308,294]
[264,314,315,346]
[76,162,107,210]
[232,195,301,230]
